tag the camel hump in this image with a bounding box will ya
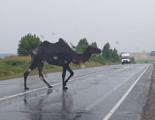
[58,38,66,44]
[59,38,64,42]
[38,38,73,54]
[57,38,68,46]
[40,41,51,47]
[40,39,66,48]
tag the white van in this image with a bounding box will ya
[121,53,130,64]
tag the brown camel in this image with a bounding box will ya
[24,38,101,90]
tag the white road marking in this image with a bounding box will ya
[84,66,141,111]
[103,65,150,120]
[0,70,105,101]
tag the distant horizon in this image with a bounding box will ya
[0,52,153,59]
[0,50,153,54]
[0,53,17,59]
[0,52,152,54]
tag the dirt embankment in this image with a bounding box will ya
[142,64,155,120]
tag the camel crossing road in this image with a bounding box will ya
[24,39,101,90]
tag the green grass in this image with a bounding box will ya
[0,56,103,80]
[0,55,120,81]
[136,60,155,64]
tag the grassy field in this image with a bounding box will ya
[130,52,155,63]
[135,60,155,64]
[0,55,119,81]
[130,53,155,61]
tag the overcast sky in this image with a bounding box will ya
[0,0,155,54]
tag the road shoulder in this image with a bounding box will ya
[142,64,155,120]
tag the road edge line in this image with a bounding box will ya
[103,65,150,120]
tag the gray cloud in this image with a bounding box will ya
[0,0,155,53]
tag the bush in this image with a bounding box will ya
[18,33,42,56]
[90,55,105,65]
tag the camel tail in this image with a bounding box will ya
[29,48,38,64]
[29,53,33,65]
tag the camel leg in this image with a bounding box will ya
[24,66,36,90]
[38,62,52,88]
[24,69,31,90]
[64,65,74,90]
[62,66,67,89]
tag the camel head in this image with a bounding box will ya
[72,46,101,65]
[86,46,101,54]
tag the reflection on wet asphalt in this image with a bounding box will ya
[0,64,153,120]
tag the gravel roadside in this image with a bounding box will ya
[142,64,155,120]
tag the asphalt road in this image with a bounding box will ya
[0,64,153,120]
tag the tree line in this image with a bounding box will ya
[75,38,120,64]
[18,33,121,64]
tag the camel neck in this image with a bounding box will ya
[71,50,91,64]
[81,48,91,63]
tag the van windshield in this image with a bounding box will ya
[122,56,130,59]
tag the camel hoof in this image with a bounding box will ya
[48,85,53,88]
[25,87,29,90]
[63,87,68,90]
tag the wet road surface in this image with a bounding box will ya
[0,64,153,120]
